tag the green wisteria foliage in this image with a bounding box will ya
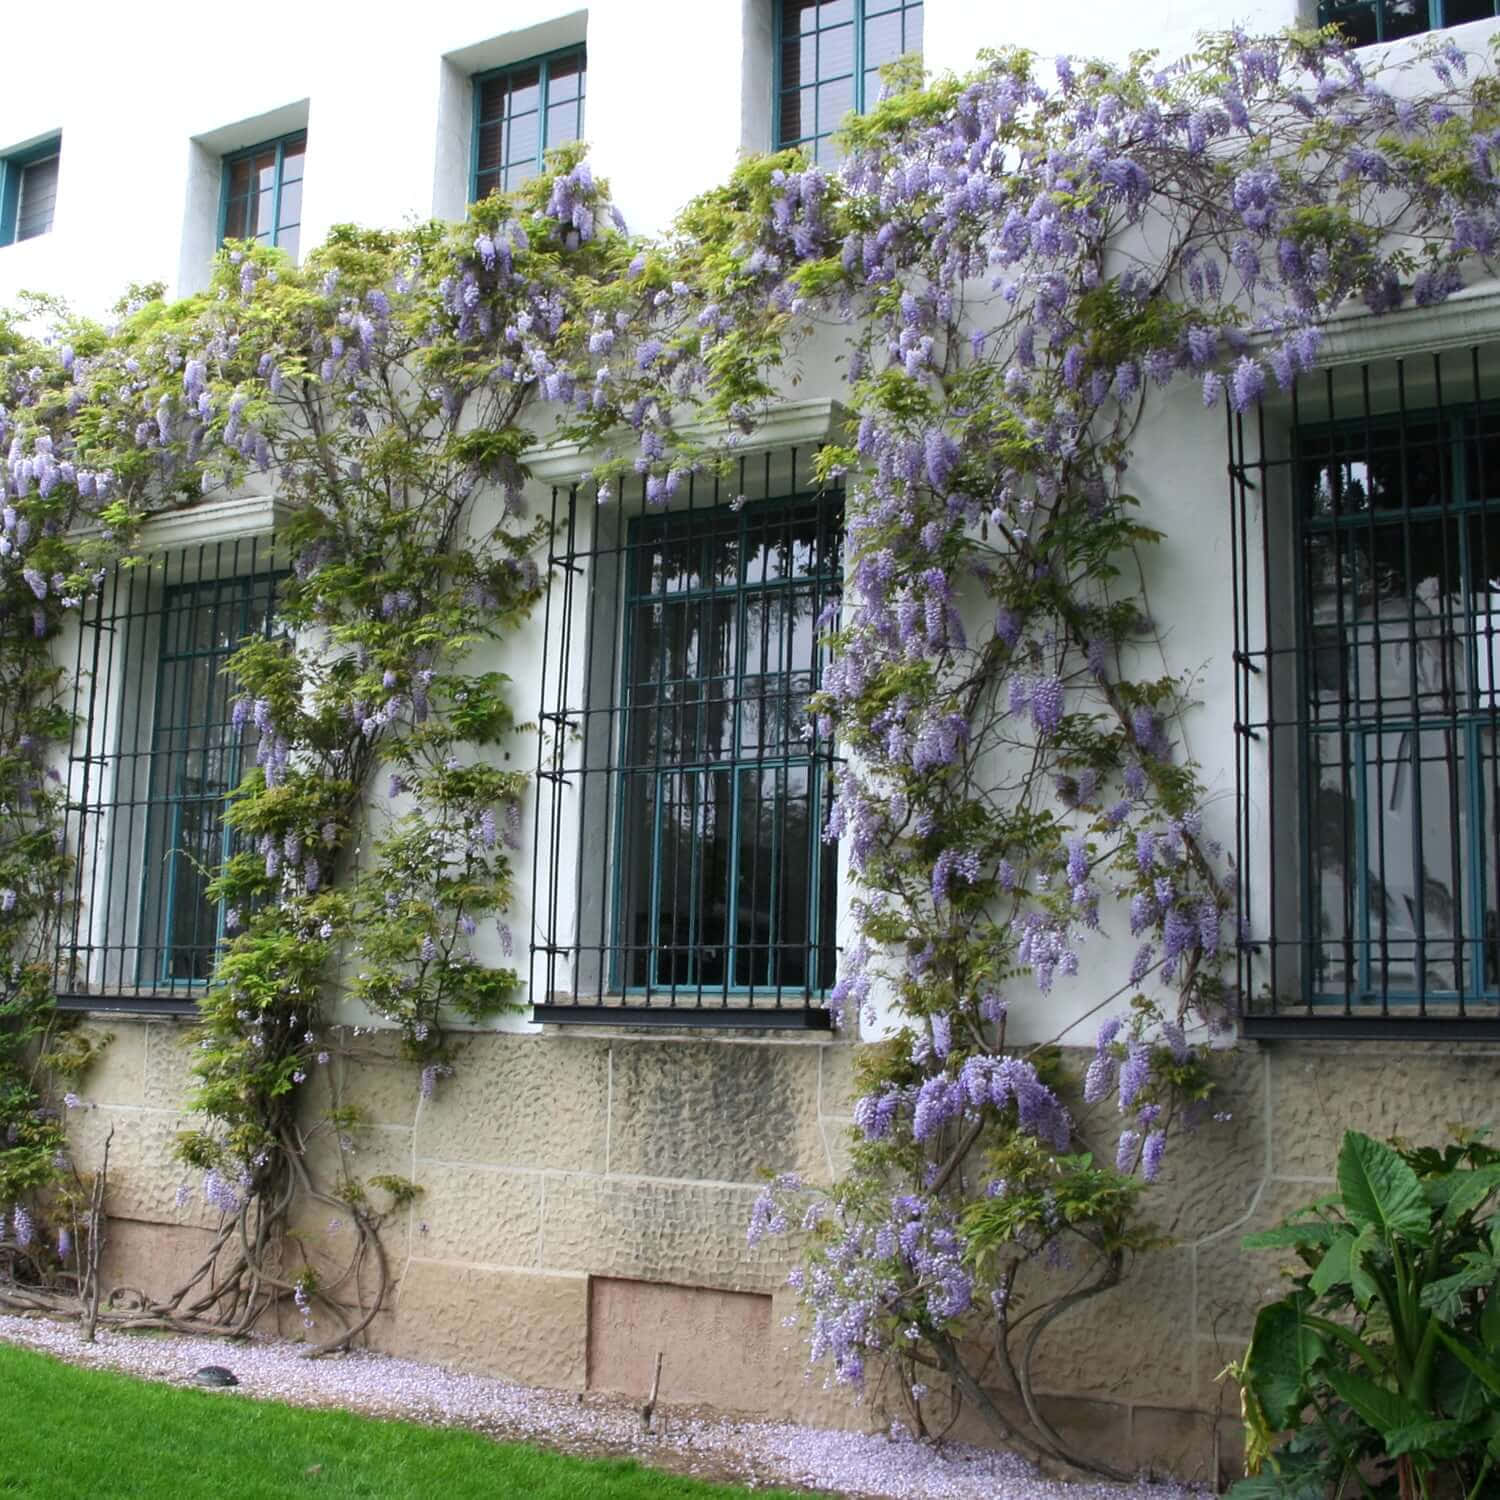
[0,24,1497,1475]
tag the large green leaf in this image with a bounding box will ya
[1338,1131,1431,1245]
[1383,1417,1476,1459]
[1437,1327,1500,1399]
[1243,1300,1327,1430]
[1309,1232,1353,1295]
[1224,1471,1328,1500]
[1323,1366,1424,1437]
[1483,1278,1500,1350]
[1419,1254,1500,1321]
[1243,1221,1340,1251]
[1349,1221,1382,1309]
[1441,1164,1500,1228]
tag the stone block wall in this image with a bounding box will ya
[62,1019,1500,1487]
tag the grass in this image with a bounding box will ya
[0,1341,814,1499]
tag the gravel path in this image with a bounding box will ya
[0,1314,1209,1499]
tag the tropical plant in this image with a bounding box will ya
[1229,1130,1500,1499]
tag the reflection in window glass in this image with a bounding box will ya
[775,0,922,162]
[1318,0,1497,45]
[473,48,587,200]
[221,132,306,259]
[1299,409,1500,1004]
[616,496,841,995]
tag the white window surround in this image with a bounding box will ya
[432,12,589,226]
[521,396,851,487]
[177,100,312,298]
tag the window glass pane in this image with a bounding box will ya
[506,111,540,168]
[782,35,815,90]
[817,0,854,24]
[817,76,855,133]
[1301,420,1448,521]
[1321,0,1380,42]
[478,77,508,125]
[782,0,820,35]
[863,9,904,68]
[280,136,306,183]
[140,579,262,985]
[226,157,254,200]
[547,99,581,149]
[252,149,278,193]
[818,21,855,76]
[1357,727,1469,994]
[617,497,840,995]
[548,52,584,101]
[1445,0,1498,21]
[1382,0,1434,36]
[508,64,541,115]
[780,86,816,145]
[277,179,302,234]
[476,122,504,177]
[277,225,300,262]
[16,155,58,241]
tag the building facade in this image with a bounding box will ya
[8,0,1500,1486]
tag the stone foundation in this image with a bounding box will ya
[65,1020,1500,1487]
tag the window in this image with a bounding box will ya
[0,136,61,246]
[57,540,283,1011]
[530,453,843,1027]
[775,0,923,162]
[472,47,586,200]
[1319,0,1499,46]
[220,132,306,258]
[1230,346,1500,1035]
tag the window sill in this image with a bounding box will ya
[55,989,198,1017]
[1243,1012,1500,1041]
[532,1000,832,1032]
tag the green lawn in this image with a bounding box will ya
[0,1341,812,1499]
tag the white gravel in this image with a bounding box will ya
[0,1313,1210,1499]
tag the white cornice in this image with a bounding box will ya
[136,490,294,551]
[521,398,852,487]
[72,488,293,549]
[1311,279,1500,368]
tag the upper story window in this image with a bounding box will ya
[1229,345,1500,1038]
[220,132,306,259]
[775,0,923,163]
[0,136,61,246]
[473,47,586,200]
[1319,0,1499,45]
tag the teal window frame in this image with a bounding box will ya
[0,135,61,246]
[218,131,306,256]
[135,570,282,991]
[471,46,587,201]
[610,491,841,999]
[1318,0,1500,44]
[1295,402,1500,1010]
[773,0,923,161]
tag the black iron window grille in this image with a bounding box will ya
[1230,342,1500,1037]
[56,536,284,1012]
[530,449,843,1028]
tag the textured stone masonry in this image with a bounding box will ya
[61,1020,1500,1486]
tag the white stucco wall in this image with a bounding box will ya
[0,0,1332,317]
